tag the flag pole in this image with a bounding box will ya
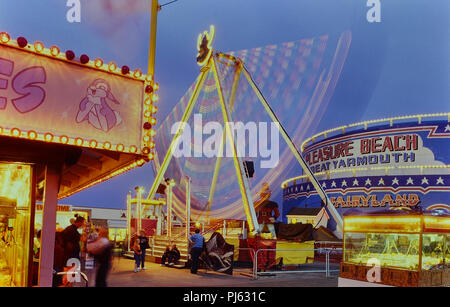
[148,0,160,77]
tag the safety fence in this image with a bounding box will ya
[250,247,342,280]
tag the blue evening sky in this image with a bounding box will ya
[0,0,449,209]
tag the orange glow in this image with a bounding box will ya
[152,94,159,102]
[151,106,157,113]
[116,144,124,152]
[144,98,151,105]
[94,58,103,68]
[148,153,154,160]
[144,111,151,118]
[133,69,142,78]
[344,215,422,233]
[149,129,156,137]
[149,117,157,125]
[0,32,10,43]
[153,83,159,91]
[108,62,117,72]
[50,46,60,56]
[103,142,112,150]
[60,135,69,144]
[424,216,450,232]
[130,145,137,153]
[11,128,21,137]
[145,75,153,82]
[149,141,155,149]
[27,130,37,139]
[75,138,84,146]
[89,140,97,148]
[34,41,44,53]
[44,133,53,142]
[143,135,150,142]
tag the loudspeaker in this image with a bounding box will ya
[243,161,254,178]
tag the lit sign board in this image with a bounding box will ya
[0,34,156,155]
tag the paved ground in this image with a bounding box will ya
[102,257,339,287]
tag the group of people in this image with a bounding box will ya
[53,215,112,287]
[131,228,205,275]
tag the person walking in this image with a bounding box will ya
[137,230,150,271]
[87,227,112,287]
[188,229,205,274]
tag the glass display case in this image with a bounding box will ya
[340,209,450,287]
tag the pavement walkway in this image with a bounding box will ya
[103,257,338,287]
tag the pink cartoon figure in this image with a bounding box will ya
[76,79,122,132]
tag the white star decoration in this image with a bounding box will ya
[331,181,337,188]
[436,177,444,185]
[392,177,399,185]
[378,178,385,185]
[421,177,429,185]
[445,124,450,132]
[322,182,327,189]
[352,179,359,186]
[306,184,311,190]
[365,178,372,186]
[300,185,304,191]
[406,177,414,185]
[341,180,347,187]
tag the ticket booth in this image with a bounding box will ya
[0,32,158,286]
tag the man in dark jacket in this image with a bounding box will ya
[137,230,150,270]
[61,215,85,265]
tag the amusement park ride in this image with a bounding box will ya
[127,25,344,248]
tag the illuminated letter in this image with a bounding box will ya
[0,58,14,109]
[170,122,192,158]
[66,0,81,23]
[366,0,381,23]
[203,121,223,158]
[12,66,46,113]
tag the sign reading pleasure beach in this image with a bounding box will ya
[0,40,147,154]
[303,121,450,173]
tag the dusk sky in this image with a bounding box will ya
[0,0,449,210]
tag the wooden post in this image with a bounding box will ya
[38,163,61,287]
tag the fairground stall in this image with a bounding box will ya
[339,209,450,287]
[0,32,158,286]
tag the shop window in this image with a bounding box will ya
[0,163,33,287]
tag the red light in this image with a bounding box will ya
[17,37,28,48]
[80,54,90,64]
[66,50,75,60]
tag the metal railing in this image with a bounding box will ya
[252,248,342,279]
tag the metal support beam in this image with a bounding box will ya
[241,64,343,236]
[146,67,209,201]
[211,56,259,234]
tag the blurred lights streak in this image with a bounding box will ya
[152,31,352,222]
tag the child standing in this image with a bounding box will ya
[132,239,142,273]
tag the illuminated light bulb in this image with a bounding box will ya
[129,145,137,153]
[121,66,130,75]
[146,74,153,82]
[148,152,154,160]
[142,147,150,154]
[137,159,145,166]
[150,129,156,137]
[80,54,90,64]
[149,141,155,149]
[11,128,21,137]
[0,32,10,43]
[34,41,44,53]
[153,83,159,91]
[60,135,69,144]
[152,94,159,102]
[133,69,142,78]
[144,111,151,118]
[145,85,154,94]
[89,140,97,148]
[94,58,103,68]
[117,144,124,151]
[144,98,151,105]
[108,62,117,72]
[151,106,158,113]
[0,127,3,134]
[103,142,112,150]
[66,50,75,60]
[44,133,53,142]
[50,46,60,56]
[75,138,84,146]
[150,117,157,125]
[27,131,37,139]
[143,135,150,142]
